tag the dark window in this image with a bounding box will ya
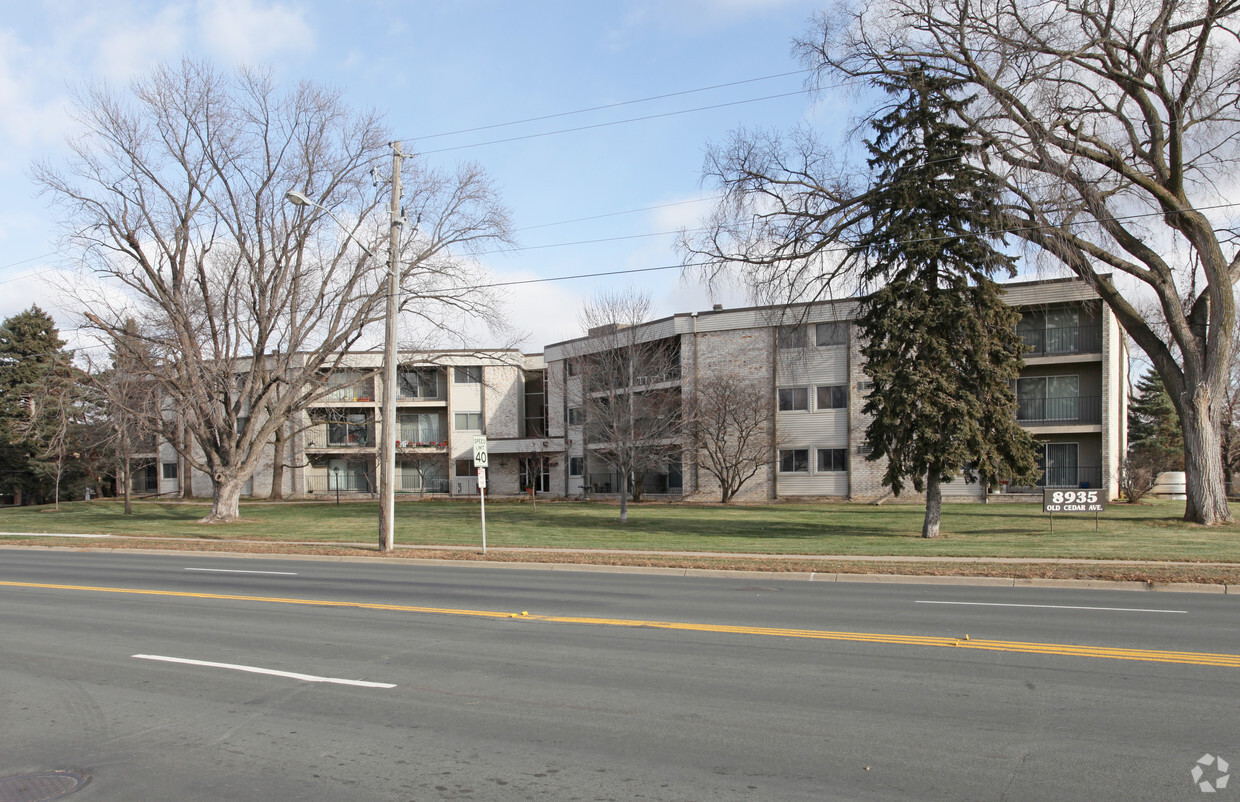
[162,462,178,480]
[817,448,848,472]
[454,366,482,383]
[569,456,584,476]
[815,322,847,346]
[779,449,809,473]
[398,368,440,399]
[567,407,585,425]
[816,385,848,410]
[777,325,807,349]
[778,387,808,411]
[455,459,475,477]
[567,359,578,377]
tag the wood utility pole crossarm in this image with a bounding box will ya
[379,141,403,552]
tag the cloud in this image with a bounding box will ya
[197,0,315,66]
[93,5,188,81]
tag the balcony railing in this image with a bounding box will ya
[1016,395,1101,425]
[1019,324,1103,356]
[1009,465,1103,492]
[399,476,450,493]
[306,423,374,448]
[318,472,374,492]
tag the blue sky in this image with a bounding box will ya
[0,0,841,354]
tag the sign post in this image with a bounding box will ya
[1043,487,1105,533]
[473,436,489,554]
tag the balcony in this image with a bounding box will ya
[1009,465,1103,492]
[1019,324,1102,356]
[305,422,374,449]
[1016,395,1101,425]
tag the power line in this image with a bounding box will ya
[413,69,813,141]
[469,199,1240,290]
[418,89,812,156]
[0,252,57,274]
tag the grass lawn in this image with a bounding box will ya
[1,497,1239,562]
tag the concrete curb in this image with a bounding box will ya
[4,544,1234,594]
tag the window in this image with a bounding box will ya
[399,413,442,443]
[567,407,585,425]
[815,322,847,346]
[779,449,809,473]
[520,456,550,492]
[777,325,807,349]
[1017,375,1079,422]
[454,366,482,384]
[454,412,482,430]
[1042,442,1080,487]
[455,459,476,477]
[398,368,439,399]
[778,387,808,411]
[569,456,584,476]
[567,359,578,377]
[162,462,178,480]
[816,385,848,410]
[817,448,848,472]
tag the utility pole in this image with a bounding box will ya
[379,141,403,552]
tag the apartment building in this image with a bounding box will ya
[544,277,1128,502]
[153,276,1126,503]
[165,349,553,500]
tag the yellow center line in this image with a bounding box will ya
[5,580,1238,668]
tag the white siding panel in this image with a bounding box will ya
[778,473,849,496]
[776,344,849,386]
[778,411,848,444]
[941,478,986,498]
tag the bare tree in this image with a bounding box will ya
[569,291,685,522]
[691,373,779,503]
[35,60,511,523]
[686,1,1240,524]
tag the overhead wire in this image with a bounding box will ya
[412,69,813,141]
[417,89,812,155]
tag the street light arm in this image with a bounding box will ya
[283,189,376,258]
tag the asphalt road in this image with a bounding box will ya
[1,550,1237,800]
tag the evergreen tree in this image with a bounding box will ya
[851,67,1039,537]
[0,306,70,504]
[1128,368,1184,471]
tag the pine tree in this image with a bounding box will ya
[0,306,70,504]
[1128,368,1184,471]
[851,67,1039,537]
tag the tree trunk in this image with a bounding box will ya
[268,426,286,501]
[1182,392,1233,525]
[922,472,942,538]
[619,472,629,523]
[13,485,22,506]
[180,424,194,500]
[121,456,132,515]
[201,476,244,523]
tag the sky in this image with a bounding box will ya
[0,0,854,358]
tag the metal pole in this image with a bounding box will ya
[479,469,487,555]
[379,142,402,552]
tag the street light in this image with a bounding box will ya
[285,143,403,551]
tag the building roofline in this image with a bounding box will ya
[545,275,1102,351]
